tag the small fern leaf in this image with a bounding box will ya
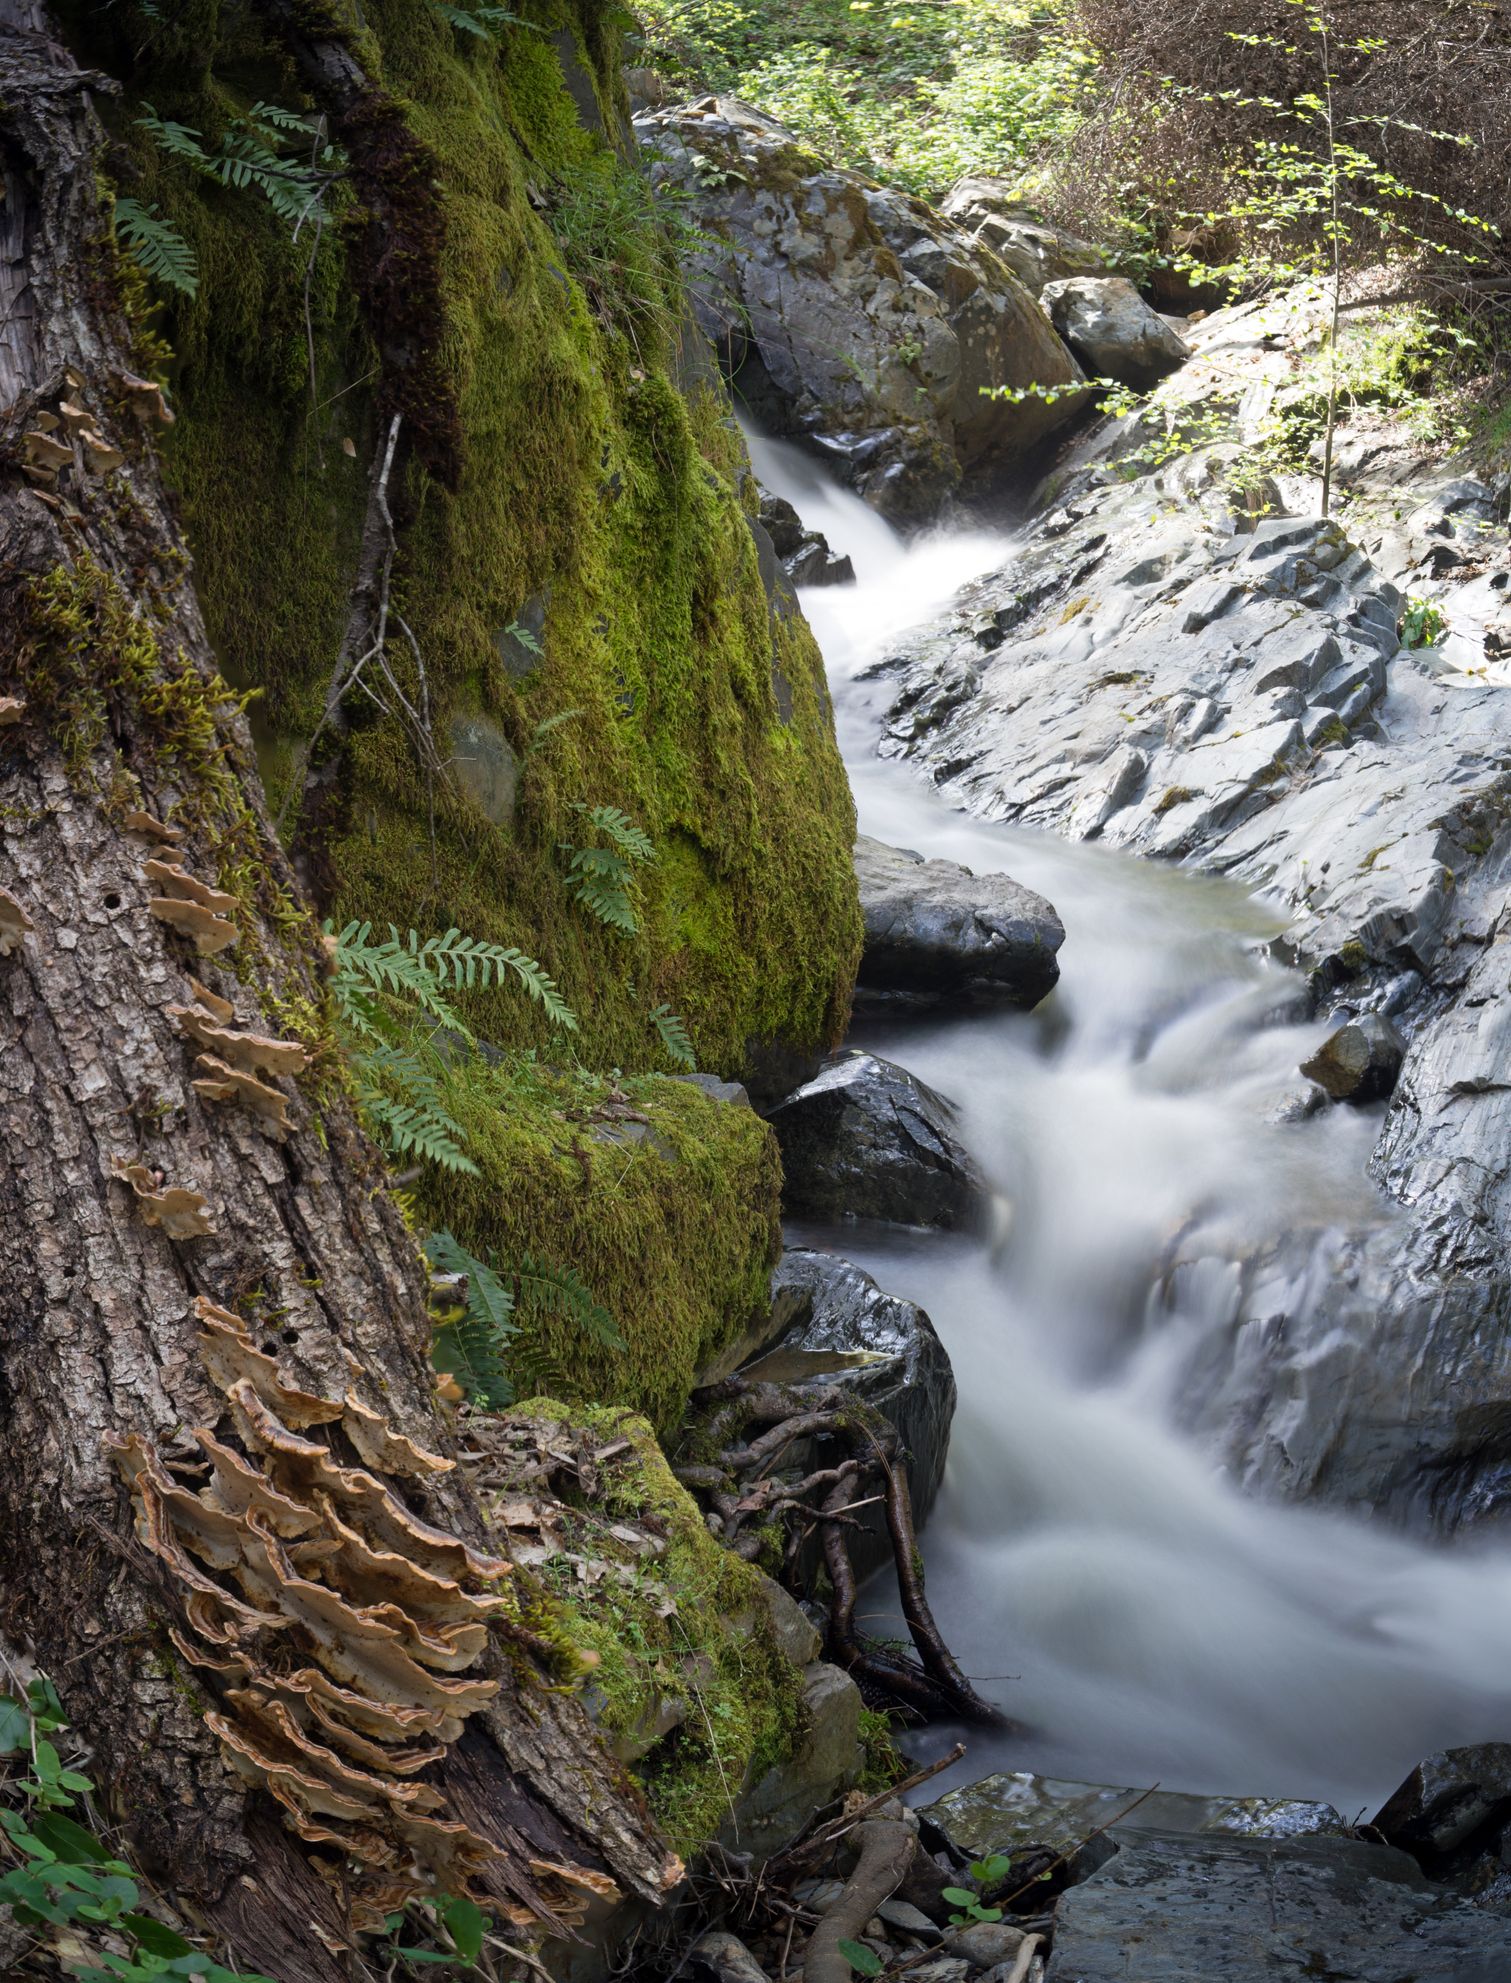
[577,804,655,865]
[650,1002,696,1070]
[364,1096,478,1175]
[426,1229,517,1407]
[113,198,199,297]
[512,1255,626,1352]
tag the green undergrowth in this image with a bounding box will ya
[633,0,1097,201]
[71,0,859,1086]
[514,1401,807,1859]
[416,1059,781,1435]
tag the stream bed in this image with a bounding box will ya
[748,423,1511,1820]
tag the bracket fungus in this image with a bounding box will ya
[0,887,36,957]
[108,1157,216,1240]
[123,808,183,844]
[144,858,239,955]
[0,696,24,726]
[169,1000,309,1079]
[105,1295,554,1933]
[112,368,176,427]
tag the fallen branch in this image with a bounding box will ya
[801,1818,915,1983]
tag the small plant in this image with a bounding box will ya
[1400,595,1448,648]
[377,1891,490,1970]
[649,1001,696,1069]
[112,198,199,297]
[429,0,538,37]
[329,920,576,1175]
[836,1940,884,1977]
[0,1675,272,1982]
[942,1850,1013,1927]
[562,804,657,937]
[425,1228,519,1406]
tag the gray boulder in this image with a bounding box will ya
[637,98,1086,521]
[940,179,1107,295]
[1300,1011,1406,1103]
[1043,1830,1511,1983]
[767,1049,988,1229]
[1040,275,1190,390]
[855,833,1063,1008]
[720,1658,862,1860]
[764,1247,957,1529]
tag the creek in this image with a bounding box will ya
[745,422,1511,1820]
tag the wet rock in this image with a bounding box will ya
[1373,1742,1511,1875]
[688,1930,772,1983]
[1039,275,1190,390]
[764,1247,958,1530]
[759,488,856,588]
[1042,1830,1511,1983]
[722,1659,863,1860]
[939,181,1107,295]
[638,98,1086,521]
[854,835,1063,1009]
[943,1920,1033,1968]
[1300,1011,1406,1103]
[767,1050,988,1229]
[923,1771,1346,1871]
[877,1898,943,1939]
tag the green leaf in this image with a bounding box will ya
[649,1002,696,1070]
[836,1941,883,1977]
[941,1886,977,1907]
[443,1893,487,1962]
[124,1913,196,1957]
[970,1852,1012,1884]
[0,1694,29,1752]
[29,1813,116,1865]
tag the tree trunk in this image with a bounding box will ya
[0,10,678,1977]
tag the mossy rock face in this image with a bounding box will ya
[510,1402,808,1861]
[72,0,860,1087]
[421,1061,781,1436]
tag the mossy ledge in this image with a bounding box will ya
[69,0,861,1084]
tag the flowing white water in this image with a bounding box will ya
[746,422,1511,1817]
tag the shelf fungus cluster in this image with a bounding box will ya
[108,1156,215,1240]
[108,1297,530,1931]
[145,856,239,955]
[170,979,309,1136]
[0,886,34,958]
[22,373,127,491]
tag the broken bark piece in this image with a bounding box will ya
[192,1053,292,1131]
[109,1156,215,1240]
[123,808,183,844]
[0,696,24,726]
[0,888,35,957]
[168,1003,309,1078]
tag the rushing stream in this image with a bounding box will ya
[745,423,1511,1820]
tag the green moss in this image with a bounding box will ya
[509,1401,806,1859]
[75,0,859,1085]
[420,1059,781,1435]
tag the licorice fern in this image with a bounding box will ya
[430,0,539,36]
[328,920,576,1178]
[562,803,657,937]
[112,198,198,297]
[649,1001,696,1070]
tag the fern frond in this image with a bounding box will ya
[330,920,472,1038]
[576,804,656,865]
[430,0,538,37]
[568,866,639,936]
[248,100,319,134]
[650,1002,696,1070]
[426,1229,517,1407]
[362,1095,478,1175]
[113,199,199,297]
[409,930,578,1030]
[525,707,582,759]
[511,1256,625,1352]
[137,106,210,166]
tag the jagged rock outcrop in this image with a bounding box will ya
[865,291,1511,1524]
[637,98,1087,521]
[939,180,1108,295]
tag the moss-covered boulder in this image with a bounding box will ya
[488,1403,862,1862]
[420,1062,781,1435]
[69,0,860,1087]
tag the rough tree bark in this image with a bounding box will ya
[0,10,678,1978]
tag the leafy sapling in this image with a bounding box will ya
[942,1850,1013,1927]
